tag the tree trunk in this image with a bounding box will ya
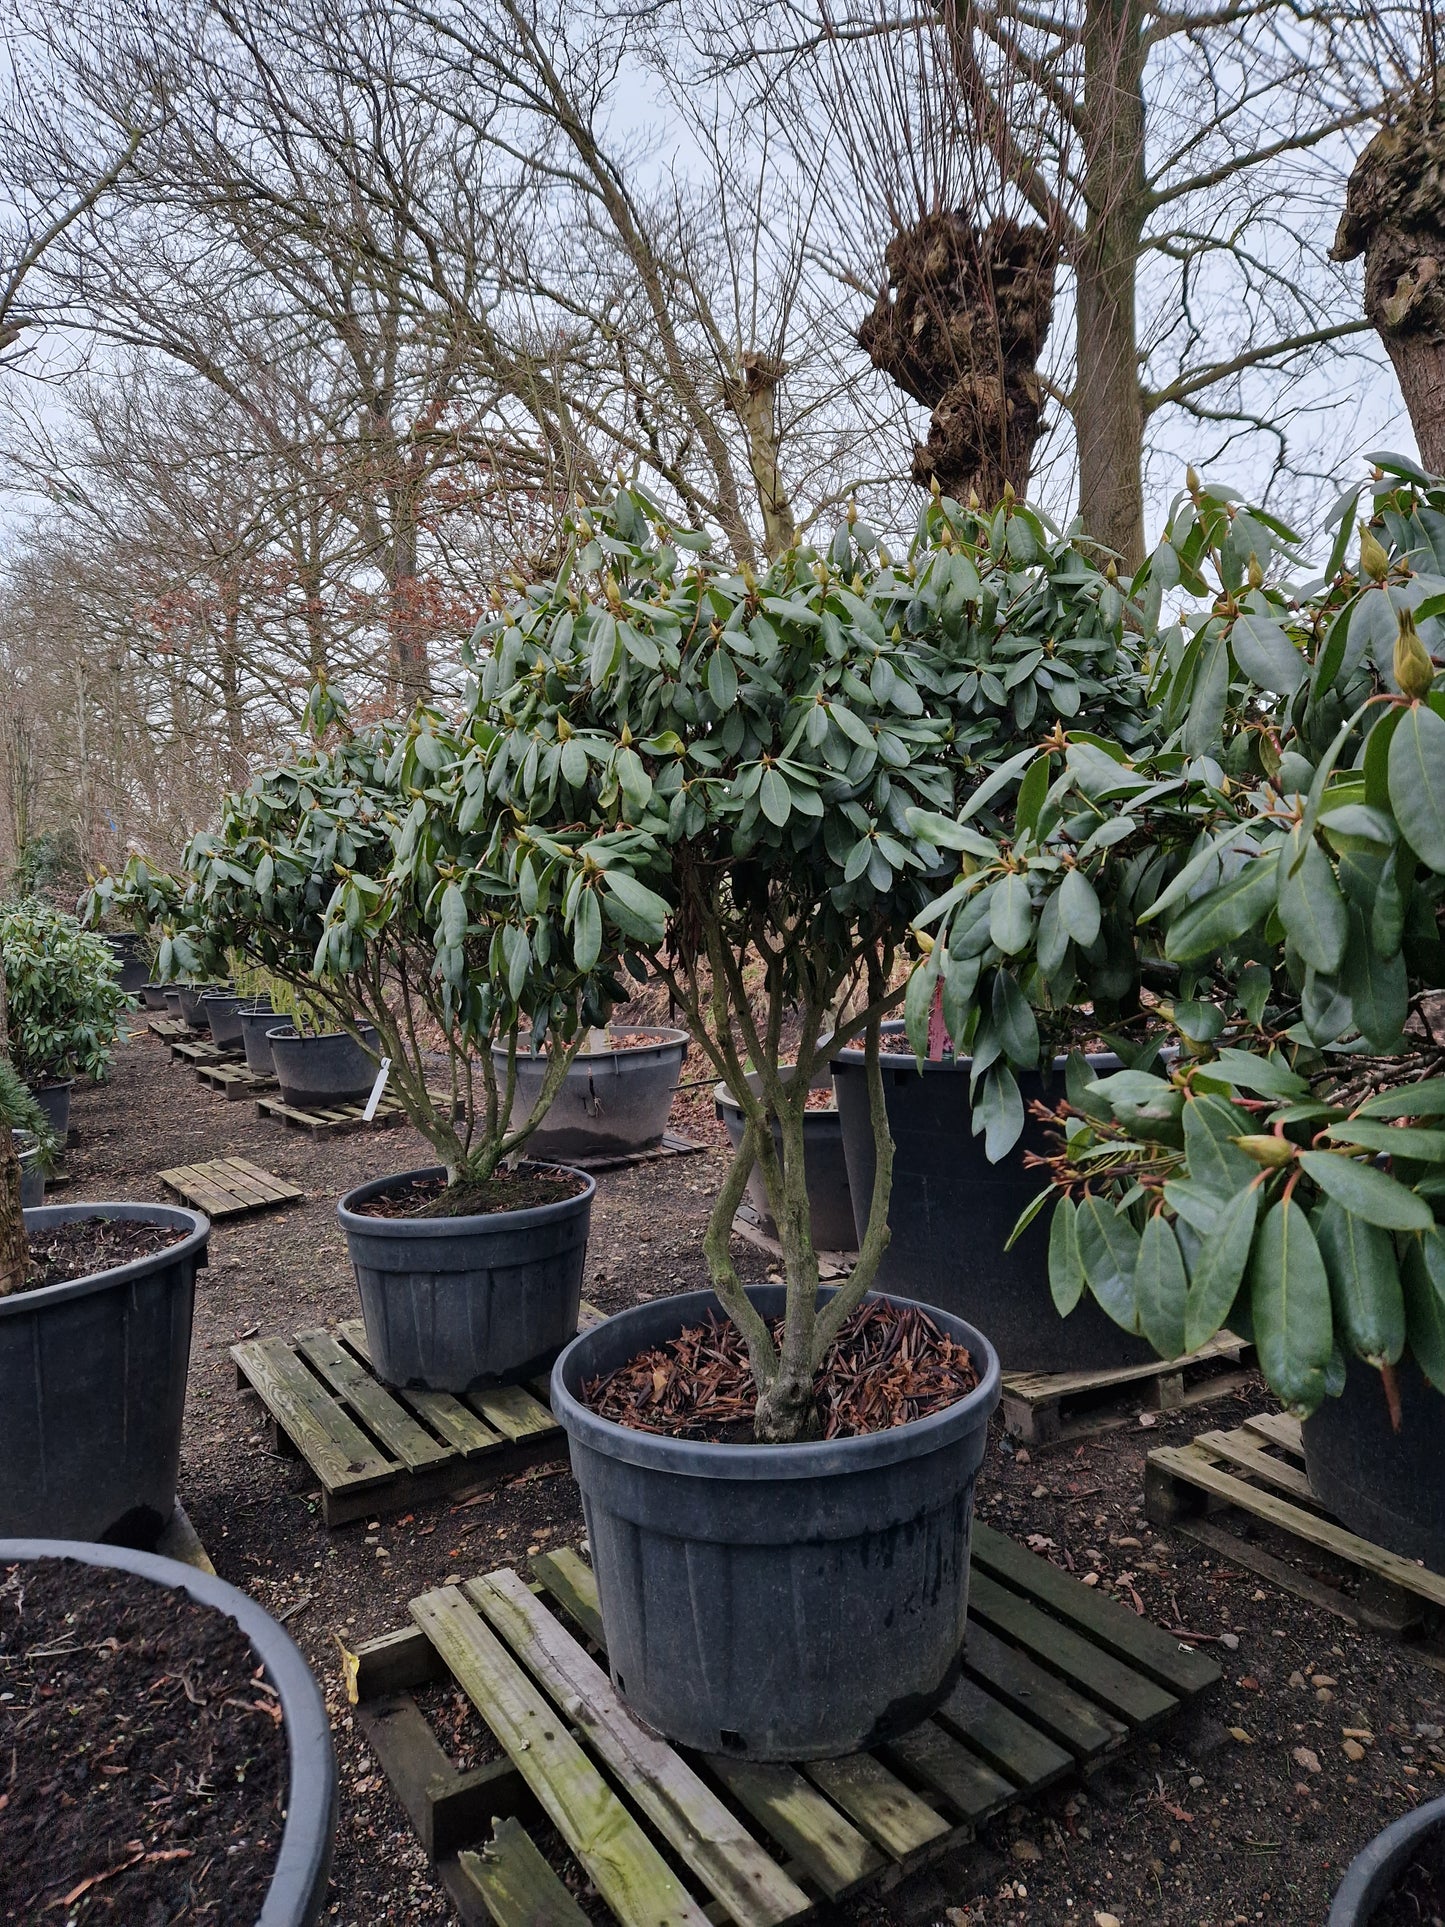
[1332,102,1445,474]
[1073,0,1148,571]
[726,354,798,559]
[218,573,247,790]
[0,1126,27,1296]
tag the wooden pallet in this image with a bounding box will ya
[1001,1332,1256,1445]
[1146,1411,1445,1639]
[160,1156,304,1221]
[256,1091,413,1136]
[148,1017,197,1042]
[731,1199,855,1282]
[233,1315,584,1526]
[173,1038,243,1067]
[196,1061,278,1099]
[351,1524,1218,1927]
[563,1130,706,1175]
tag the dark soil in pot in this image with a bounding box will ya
[500,1026,689,1160]
[349,1165,588,1219]
[1303,1351,1445,1569]
[832,1033,1156,1373]
[339,1161,594,1392]
[22,1212,188,1289]
[0,1555,288,1921]
[552,1283,1000,1759]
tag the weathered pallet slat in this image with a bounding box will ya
[196,1061,277,1099]
[932,1676,1072,1790]
[160,1156,303,1221]
[1146,1424,1445,1627]
[412,1585,712,1927]
[459,1820,593,1927]
[961,1620,1125,1758]
[1000,1332,1254,1445]
[563,1130,707,1175]
[233,1317,570,1525]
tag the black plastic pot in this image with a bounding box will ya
[1,1202,210,1543]
[31,1079,74,1142]
[1330,1793,1445,1923]
[238,1000,279,1074]
[832,1034,1153,1374]
[1303,1352,1445,1569]
[140,982,170,1010]
[202,991,246,1048]
[551,1283,1001,1760]
[266,1024,377,1110]
[164,988,186,1021]
[104,932,149,995]
[0,1538,336,1925]
[714,1070,856,1252]
[14,1129,43,1208]
[498,1027,689,1160]
[338,1163,594,1392]
[176,982,229,1026]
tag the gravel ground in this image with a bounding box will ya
[44,1027,1445,1925]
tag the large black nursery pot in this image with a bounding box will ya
[164,987,186,1021]
[201,989,247,1048]
[498,1027,690,1160]
[238,998,279,1074]
[31,1078,74,1142]
[714,1068,856,1253]
[266,1023,377,1110]
[1,1202,209,1543]
[1302,1352,1445,1569]
[551,1284,1001,1760]
[0,1538,336,1926]
[338,1162,595,1392]
[104,931,149,995]
[832,1031,1154,1374]
[176,981,231,1027]
[140,982,170,1010]
[1330,1792,1445,1924]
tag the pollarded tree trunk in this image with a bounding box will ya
[858,212,1059,505]
[0,1119,27,1297]
[1333,99,1445,473]
[1073,0,1148,572]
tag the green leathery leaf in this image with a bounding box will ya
[1357,1077,1445,1118]
[1136,1213,1188,1358]
[1230,610,1304,694]
[1404,1229,1445,1389]
[1372,843,1407,958]
[991,968,1039,1066]
[1250,1196,1334,1414]
[1077,1195,1141,1333]
[1314,1199,1405,1366]
[1203,1050,1309,1099]
[904,951,941,1059]
[1297,1150,1433,1230]
[989,872,1035,955]
[1014,754,1052,836]
[572,886,602,972]
[1389,701,1445,871]
[1324,1119,1445,1161]
[1164,851,1280,961]
[1184,1185,1259,1352]
[975,1062,1025,1161]
[707,649,739,710]
[759,766,791,827]
[1059,866,1102,947]
[1276,826,1347,974]
[1036,887,1070,977]
[1049,1197,1086,1315]
[1343,905,1409,1051]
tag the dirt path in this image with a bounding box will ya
[53,1032,1445,1925]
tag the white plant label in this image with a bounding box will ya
[362,1055,392,1121]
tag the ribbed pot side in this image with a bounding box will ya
[338,1164,594,1392]
[551,1284,1000,1760]
[497,1029,690,1161]
[0,1203,210,1543]
[1302,1351,1445,1570]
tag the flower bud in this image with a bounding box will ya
[1359,521,1391,583]
[1393,605,1435,700]
[1230,1133,1296,1168]
[1186,465,1202,497]
[1247,552,1264,589]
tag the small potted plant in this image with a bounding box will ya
[152,685,657,1393]
[920,456,1445,1567]
[481,484,1086,1758]
[0,898,130,1140]
[0,1537,335,1924]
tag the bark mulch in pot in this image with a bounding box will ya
[23,1216,189,1291]
[1375,1833,1445,1926]
[0,1556,287,1923]
[349,1166,587,1221]
[583,1298,980,1443]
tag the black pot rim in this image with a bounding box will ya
[551,1284,1001,1482]
[493,1025,690,1064]
[830,1041,1121,1075]
[1329,1792,1445,1923]
[0,1537,335,1926]
[713,1069,837,1116]
[34,1076,76,1094]
[201,989,244,1004]
[265,1023,378,1045]
[11,1202,210,1314]
[338,1161,596,1238]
